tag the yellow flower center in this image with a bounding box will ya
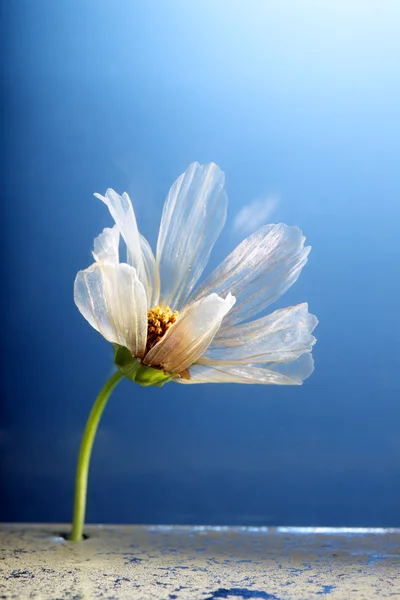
[146,305,179,354]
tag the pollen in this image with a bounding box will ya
[146,305,179,354]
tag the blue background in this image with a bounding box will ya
[2,0,400,527]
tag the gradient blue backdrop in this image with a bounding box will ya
[2,0,400,526]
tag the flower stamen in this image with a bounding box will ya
[146,305,179,354]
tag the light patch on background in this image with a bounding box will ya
[232,195,279,237]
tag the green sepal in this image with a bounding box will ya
[113,345,172,387]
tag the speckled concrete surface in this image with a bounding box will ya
[0,525,399,599]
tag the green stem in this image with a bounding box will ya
[69,370,124,541]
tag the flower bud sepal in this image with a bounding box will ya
[113,345,172,387]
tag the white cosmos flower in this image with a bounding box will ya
[74,162,317,386]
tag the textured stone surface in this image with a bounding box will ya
[0,524,399,599]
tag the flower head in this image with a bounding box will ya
[74,162,317,386]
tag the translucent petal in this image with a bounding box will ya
[94,190,154,305]
[74,262,148,358]
[144,293,235,374]
[92,225,120,264]
[191,224,310,326]
[202,303,318,364]
[177,354,314,385]
[140,234,160,308]
[156,162,227,310]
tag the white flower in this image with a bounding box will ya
[74,162,317,386]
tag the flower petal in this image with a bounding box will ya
[74,262,147,358]
[202,303,318,364]
[92,225,120,265]
[140,234,160,308]
[156,162,227,310]
[177,354,314,385]
[191,224,310,327]
[144,292,235,374]
[94,189,154,306]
